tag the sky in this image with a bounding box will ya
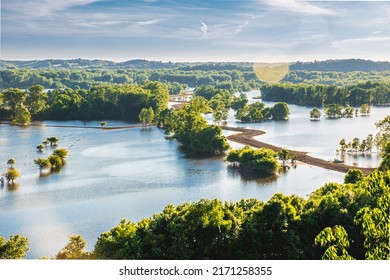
[1,0,390,62]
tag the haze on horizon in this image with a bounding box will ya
[1,0,390,62]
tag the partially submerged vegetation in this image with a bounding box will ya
[1,58,389,260]
[227,146,279,175]
[159,97,230,155]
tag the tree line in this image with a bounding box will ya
[0,83,170,123]
[261,82,390,107]
[0,68,262,93]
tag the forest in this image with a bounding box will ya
[261,82,390,107]
[2,59,390,91]
[0,83,170,121]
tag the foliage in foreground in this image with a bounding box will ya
[91,169,389,260]
[0,235,29,259]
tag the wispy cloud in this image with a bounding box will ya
[134,19,167,27]
[262,0,337,16]
[3,0,101,17]
[332,36,390,56]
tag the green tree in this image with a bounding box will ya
[2,88,27,115]
[34,158,51,173]
[271,102,290,120]
[4,168,21,184]
[25,84,47,115]
[378,142,390,171]
[7,158,16,168]
[100,121,107,127]
[56,235,90,259]
[315,225,355,260]
[309,108,321,120]
[42,140,50,147]
[53,148,68,160]
[339,139,347,154]
[139,107,155,128]
[351,137,360,152]
[228,146,279,175]
[354,171,390,260]
[12,105,31,125]
[360,104,370,116]
[365,134,374,153]
[278,149,291,165]
[94,219,140,259]
[48,154,63,169]
[36,144,45,152]
[0,235,29,259]
[47,136,59,146]
[343,106,354,118]
[324,104,343,118]
[344,169,364,184]
[375,116,390,151]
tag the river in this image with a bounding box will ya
[0,96,388,258]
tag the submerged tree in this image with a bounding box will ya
[278,149,291,166]
[309,108,321,120]
[7,158,16,168]
[324,104,343,118]
[36,144,45,152]
[3,168,21,184]
[270,102,290,120]
[139,107,155,128]
[34,158,51,174]
[360,103,371,116]
[227,146,279,175]
[47,136,60,146]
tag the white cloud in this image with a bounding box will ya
[262,0,337,16]
[200,20,208,37]
[332,36,390,57]
[134,19,166,27]
[3,0,101,17]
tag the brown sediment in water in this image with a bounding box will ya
[221,126,375,175]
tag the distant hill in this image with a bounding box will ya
[290,59,390,72]
[1,58,390,72]
[0,59,179,70]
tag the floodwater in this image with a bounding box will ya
[0,96,387,258]
[206,91,389,168]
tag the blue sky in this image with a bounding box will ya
[1,0,390,62]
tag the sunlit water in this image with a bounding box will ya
[0,95,388,258]
[206,91,389,168]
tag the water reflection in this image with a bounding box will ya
[6,182,21,192]
[227,166,279,183]
[0,117,371,258]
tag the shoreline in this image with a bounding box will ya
[221,126,376,175]
[0,121,143,130]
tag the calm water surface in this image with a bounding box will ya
[0,97,387,258]
[207,91,389,167]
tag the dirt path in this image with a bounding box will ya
[221,126,376,175]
